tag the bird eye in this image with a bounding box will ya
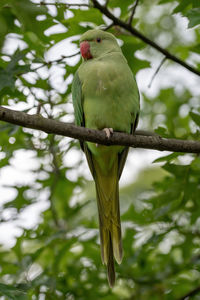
[96,38,101,43]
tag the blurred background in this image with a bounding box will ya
[0,0,200,299]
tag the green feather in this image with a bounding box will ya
[72,71,84,127]
[72,29,140,287]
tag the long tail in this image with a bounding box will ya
[93,156,123,287]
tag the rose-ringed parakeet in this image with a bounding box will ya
[72,29,140,287]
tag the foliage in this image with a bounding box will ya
[0,0,200,299]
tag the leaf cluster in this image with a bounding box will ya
[0,0,200,299]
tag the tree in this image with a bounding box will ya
[0,0,200,299]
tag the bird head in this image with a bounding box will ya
[80,29,121,60]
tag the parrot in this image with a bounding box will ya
[72,29,140,287]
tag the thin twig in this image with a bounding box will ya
[36,103,42,115]
[104,0,110,7]
[38,1,89,7]
[103,22,114,31]
[128,0,139,25]
[0,106,200,153]
[48,135,61,228]
[91,0,200,77]
[148,57,166,88]
[31,52,80,72]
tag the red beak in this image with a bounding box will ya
[80,41,93,59]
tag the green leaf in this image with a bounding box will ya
[173,0,192,14]
[189,43,200,54]
[0,283,27,300]
[186,8,200,28]
[122,203,153,224]
[153,152,184,163]
[120,36,150,73]
[10,0,47,38]
[0,50,30,92]
[0,1,199,299]
[69,8,104,25]
[163,162,189,177]
[190,111,200,127]
[154,126,169,137]
[0,68,15,91]
[4,186,32,212]
[108,0,134,18]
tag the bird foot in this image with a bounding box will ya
[95,128,113,147]
[103,128,113,139]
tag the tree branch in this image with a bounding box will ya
[128,0,139,25]
[148,57,166,88]
[92,0,200,77]
[0,106,199,153]
[178,286,200,300]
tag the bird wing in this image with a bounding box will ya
[72,71,84,127]
[72,71,95,177]
[118,76,140,179]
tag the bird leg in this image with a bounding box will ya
[95,128,113,147]
[103,128,113,139]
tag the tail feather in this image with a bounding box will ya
[112,221,123,265]
[107,232,115,288]
[93,155,123,287]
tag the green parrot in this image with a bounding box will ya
[72,29,140,287]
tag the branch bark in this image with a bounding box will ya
[178,286,200,300]
[0,106,200,153]
[39,2,89,7]
[92,0,200,77]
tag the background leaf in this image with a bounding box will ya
[0,0,200,299]
[186,8,200,28]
